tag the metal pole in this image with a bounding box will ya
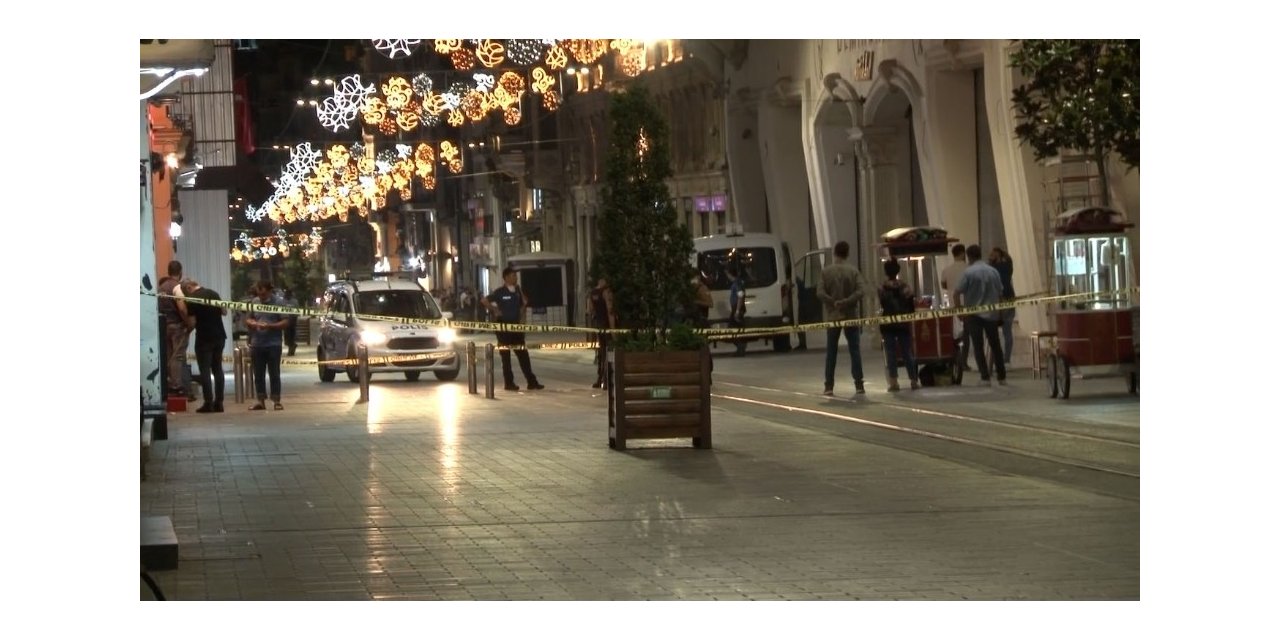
[244,345,256,401]
[467,341,477,394]
[357,343,370,404]
[233,346,244,404]
[484,343,495,399]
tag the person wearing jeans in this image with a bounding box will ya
[816,240,867,395]
[247,280,289,410]
[187,280,228,413]
[955,245,1007,385]
[878,259,919,391]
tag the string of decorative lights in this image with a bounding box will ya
[231,227,324,263]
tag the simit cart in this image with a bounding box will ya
[1044,207,1139,398]
[876,226,963,387]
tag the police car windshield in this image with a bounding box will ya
[697,248,778,291]
[356,290,441,320]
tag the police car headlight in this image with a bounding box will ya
[359,330,388,346]
[437,328,457,344]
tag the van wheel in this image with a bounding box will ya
[404,371,421,381]
[317,347,335,382]
[434,368,460,381]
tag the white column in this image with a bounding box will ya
[140,102,163,417]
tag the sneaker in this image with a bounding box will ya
[504,383,521,391]
[888,379,900,392]
[910,380,921,390]
[196,404,216,413]
[997,379,1007,386]
[249,402,266,411]
[273,401,284,410]
[855,382,866,395]
[213,402,224,413]
[822,388,833,396]
[591,380,603,389]
[527,382,545,390]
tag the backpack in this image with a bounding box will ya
[880,282,914,318]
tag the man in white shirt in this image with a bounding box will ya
[940,243,972,371]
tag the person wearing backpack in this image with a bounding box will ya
[878,259,919,391]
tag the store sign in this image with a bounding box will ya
[695,196,711,213]
[711,194,726,212]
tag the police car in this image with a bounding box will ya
[316,277,462,382]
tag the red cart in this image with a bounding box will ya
[1044,207,1139,398]
[877,227,963,387]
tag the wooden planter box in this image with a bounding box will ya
[607,347,712,449]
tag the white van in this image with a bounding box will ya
[693,232,827,352]
[316,277,462,382]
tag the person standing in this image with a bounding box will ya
[940,243,972,372]
[281,287,299,357]
[878,260,920,391]
[727,267,748,357]
[816,240,867,396]
[587,277,616,389]
[486,267,544,391]
[246,280,289,410]
[955,244,1007,385]
[988,247,1016,365]
[186,280,228,413]
[158,260,194,399]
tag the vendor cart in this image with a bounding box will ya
[877,227,963,387]
[1044,207,1139,398]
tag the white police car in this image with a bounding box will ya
[316,277,462,382]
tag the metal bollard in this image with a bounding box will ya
[484,343,495,399]
[356,344,370,404]
[233,346,245,404]
[467,341,477,395]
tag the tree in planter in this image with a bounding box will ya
[595,84,699,351]
[1009,39,1139,206]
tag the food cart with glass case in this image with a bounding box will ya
[1044,207,1139,398]
[877,227,963,387]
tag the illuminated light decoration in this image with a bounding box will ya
[422,175,437,190]
[441,90,462,110]
[414,143,435,168]
[610,39,638,52]
[505,39,546,66]
[450,48,477,70]
[411,73,433,95]
[447,109,465,127]
[504,106,522,126]
[544,44,568,70]
[475,39,506,68]
[373,195,387,210]
[361,97,388,125]
[326,144,350,167]
[377,149,399,166]
[421,111,441,127]
[499,71,525,95]
[372,39,421,59]
[395,144,413,159]
[316,97,352,132]
[423,92,449,115]
[358,156,376,175]
[434,39,462,54]
[473,72,495,92]
[439,141,460,163]
[621,49,645,77]
[382,76,413,110]
[351,142,365,158]
[378,117,398,135]
[531,67,555,94]
[565,39,609,64]
[462,91,487,121]
[542,89,561,111]
[637,127,651,159]
[396,110,420,131]
[448,158,463,174]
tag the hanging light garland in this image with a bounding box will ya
[371,39,421,59]
[230,228,324,263]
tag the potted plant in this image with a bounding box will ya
[595,84,710,450]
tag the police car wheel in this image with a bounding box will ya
[433,368,460,381]
[317,347,336,382]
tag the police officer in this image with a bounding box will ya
[485,267,545,391]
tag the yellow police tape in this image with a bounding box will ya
[147,287,1137,345]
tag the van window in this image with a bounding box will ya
[697,247,778,291]
[356,290,442,320]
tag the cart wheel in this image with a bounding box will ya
[1057,356,1071,399]
[1046,355,1059,398]
[919,366,936,387]
[951,357,964,386]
